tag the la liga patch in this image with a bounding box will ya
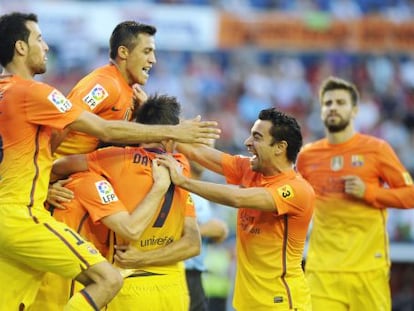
[82,84,108,110]
[95,180,119,204]
[47,89,72,112]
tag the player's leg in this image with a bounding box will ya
[107,271,189,311]
[306,270,349,311]
[0,254,45,311]
[0,205,122,310]
[68,260,123,310]
[349,268,391,311]
[31,272,74,311]
[186,269,208,311]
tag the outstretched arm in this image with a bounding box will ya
[114,216,200,268]
[157,154,276,212]
[176,142,224,175]
[68,111,220,145]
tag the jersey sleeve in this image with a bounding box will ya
[24,82,83,129]
[265,179,315,216]
[86,147,125,180]
[221,153,248,185]
[365,141,414,208]
[69,172,127,223]
[67,74,121,114]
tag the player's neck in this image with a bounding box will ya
[3,62,33,80]
[109,58,129,85]
[326,127,356,144]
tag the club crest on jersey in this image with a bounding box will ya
[83,84,108,110]
[351,155,364,167]
[47,89,72,112]
[331,156,344,171]
[277,184,294,199]
[95,180,118,204]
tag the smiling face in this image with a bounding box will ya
[124,33,156,86]
[321,89,357,133]
[24,20,49,75]
[244,119,276,173]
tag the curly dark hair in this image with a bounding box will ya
[258,108,303,162]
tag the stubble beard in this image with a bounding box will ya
[324,118,350,133]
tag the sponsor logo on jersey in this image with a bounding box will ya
[82,84,108,110]
[95,180,119,204]
[47,89,72,112]
[351,155,364,167]
[403,172,413,185]
[331,156,344,171]
[277,184,294,199]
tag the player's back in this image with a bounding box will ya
[86,146,194,274]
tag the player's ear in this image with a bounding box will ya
[351,104,359,118]
[15,40,28,56]
[117,46,129,60]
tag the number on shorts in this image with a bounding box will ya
[152,183,175,228]
[64,228,85,245]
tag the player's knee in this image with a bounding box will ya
[103,266,123,294]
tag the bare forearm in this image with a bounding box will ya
[126,184,169,241]
[137,235,200,266]
[99,121,175,144]
[179,177,276,211]
[69,111,220,145]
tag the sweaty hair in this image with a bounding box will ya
[0,12,38,67]
[133,94,180,126]
[258,108,303,163]
[319,76,359,106]
[109,21,157,60]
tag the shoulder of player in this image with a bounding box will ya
[354,132,387,146]
[299,138,326,152]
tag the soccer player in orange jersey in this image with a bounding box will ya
[156,108,315,311]
[296,76,414,311]
[51,94,201,311]
[0,12,218,311]
[53,21,157,157]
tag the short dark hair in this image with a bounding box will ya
[319,76,359,106]
[258,108,303,163]
[109,21,157,60]
[134,94,180,126]
[0,12,38,67]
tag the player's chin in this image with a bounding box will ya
[138,74,149,85]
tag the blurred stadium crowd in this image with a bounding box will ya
[79,0,414,19]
